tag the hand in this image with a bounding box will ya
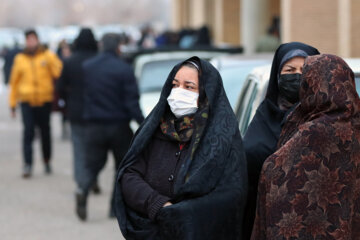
[163,202,172,208]
[10,108,16,118]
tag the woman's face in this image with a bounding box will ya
[172,66,199,93]
[280,57,305,75]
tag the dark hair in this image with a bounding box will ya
[25,29,38,38]
[100,33,121,53]
[74,28,97,51]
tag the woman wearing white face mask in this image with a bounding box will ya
[115,57,248,240]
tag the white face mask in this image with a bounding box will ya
[167,87,199,118]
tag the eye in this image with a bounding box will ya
[186,85,194,90]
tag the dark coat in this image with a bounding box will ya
[82,52,144,124]
[242,42,320,239]
[252,54,360,239]
[121,127,190,221]
[115,57,248,240]
[57,50,97,123]
[3,46,22,85]
[56,28,98,123]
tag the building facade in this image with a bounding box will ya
[172,0,360,57]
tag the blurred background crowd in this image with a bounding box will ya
[1,0,360,239]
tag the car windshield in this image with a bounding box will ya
[139,58,270,107]
[220,61,270,108]
[356,76,360,95]
[139,59,183,93]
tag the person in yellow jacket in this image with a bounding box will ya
[9,29,62,178]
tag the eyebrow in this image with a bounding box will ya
[283,64,296,69]
[173,79,197,86]
[284,64,296,69]
[185,81,197,86]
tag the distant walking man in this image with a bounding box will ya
[9,29,62,178]
[57,28,100,195]
[76,33,144,220]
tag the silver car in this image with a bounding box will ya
[235,58,360,136]
[210,54,272,110]
[134,51,234,116]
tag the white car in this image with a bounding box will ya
[130,50,234,131]
[234,58,360,136]
[135,51,233,116]
[210,53,272,109]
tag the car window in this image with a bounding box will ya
[139,59,182,93]
[356,76,360,95]
[236,77,258,135]
[220,66,256,108]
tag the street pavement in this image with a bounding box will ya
[0,80,125,239]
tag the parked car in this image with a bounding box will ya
[210,53,272,109]
[344,58,360,94]
[234,64,271,135]
[234,58,360,136]
[129,50,237,131]
[134,50,235,116]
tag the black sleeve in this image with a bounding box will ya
[56,60,69,99]
[123,68,145,124]
[121,148,170,220]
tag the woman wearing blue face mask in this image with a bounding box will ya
[115,57,248,240]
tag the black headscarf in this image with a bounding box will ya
[251,54,360,239]
[266,42,320,104]
[242,42,320,240]
[115,57,248,240]
[73,28,98,52]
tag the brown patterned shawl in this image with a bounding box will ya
[251,54,360,240]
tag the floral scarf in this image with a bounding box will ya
[160,114,195,143]
[251,54,360,240]
[160,104,209,159]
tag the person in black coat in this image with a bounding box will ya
[115,56,248,240]
[56,28,99,195]
[242,42,320,239]
[76,33,144,221]
[3,44,22,85]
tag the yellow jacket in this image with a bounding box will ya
[9,48,63,108]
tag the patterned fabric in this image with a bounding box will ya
[251,54,360,240]
[159,104,209,159]
[115,56,247,240]
[160,114,195,142]
[242,42,320,240]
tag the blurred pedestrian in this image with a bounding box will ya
[76,33,144,221]
[56,28,100,195]
[251,54,360,239]
[194,25,211,47]
[115,57,247,239]
[54,39,72,140]
[56,39,72,61]
[242,42,319,239]
[255,16,281,53]
[178,28,196,49]
[138,25,156,49]
[3,42,22,85]
[8,29,62,178]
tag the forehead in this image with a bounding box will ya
[26,34,38,40]
[175,66,199,78]
[284,57,305,66]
